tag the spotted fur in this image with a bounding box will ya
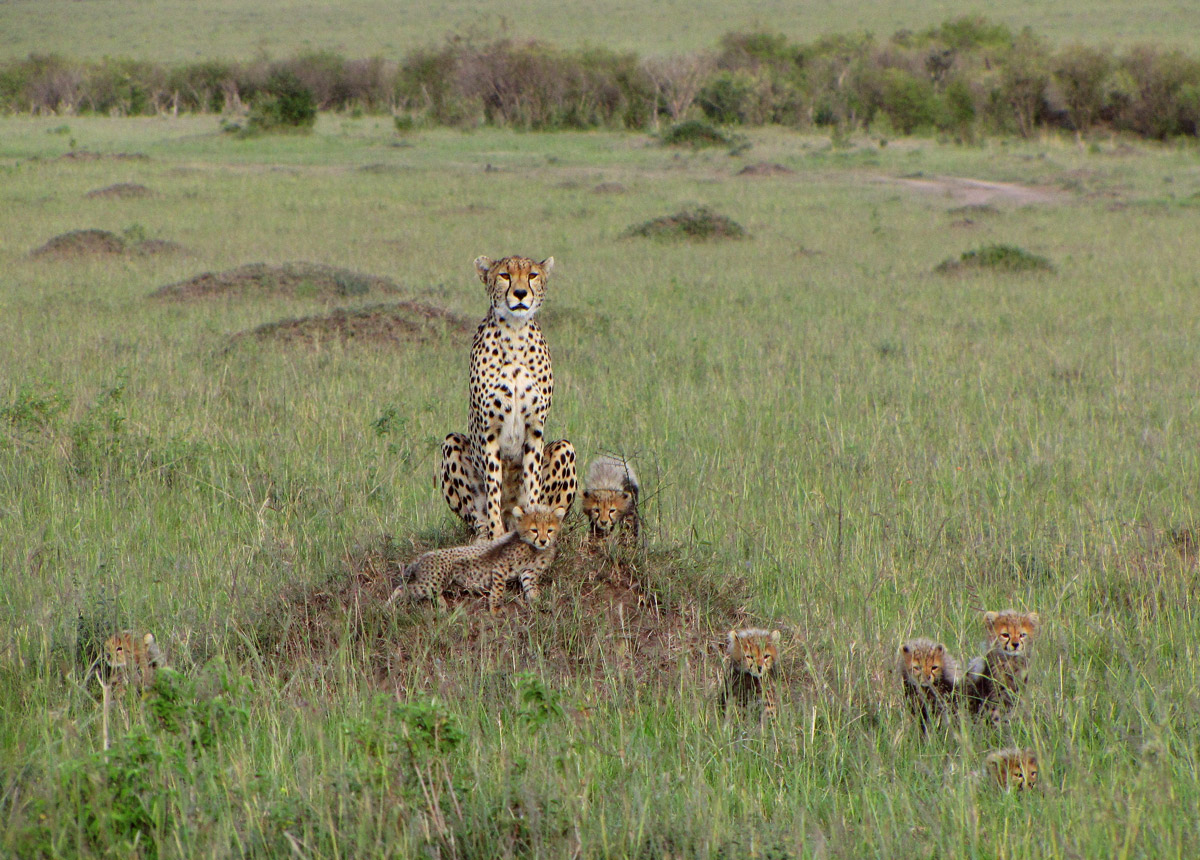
[984,748,1040,791]
[102,631,164,689]
[897,638,959,730]
[582,455,640,543]
[392,504,565,614]
[720,628,781,720]
[965,610,1040,725]
[441,255,577,540]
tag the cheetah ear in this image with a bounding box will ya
[901,642,912,655]
[552,507,567,521]
[770,630,781,645]
[143,633,156,646]
[582,489,595,501]
[474,256,493,284]
[620,491,632,501]
[539,256,554,274]
[931,643,945,655]
[1027,612,1040,629]
[983,611,999,631]
[726,630,737,650]
[510,505,524,519]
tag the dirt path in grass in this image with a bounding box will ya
[878,175,1064,205]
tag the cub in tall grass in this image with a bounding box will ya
[897,638,959,730]
[720,628,781,720]
[964,610,1040,725]
[391,504,565,614]
[102,631,165,689]
[581,454,640,544]
[984,748,1040,791]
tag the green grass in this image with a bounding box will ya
[2,116,1200,857]
[3,0,1200,61]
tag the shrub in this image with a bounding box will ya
[660,118,732,147]
[935,243,1055,274]
[1055,44,1113,135]
[876,67,941,134]
[697,70,755,124]
[623,207,747,241]
[246,69,317,133]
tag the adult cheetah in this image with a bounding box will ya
[441,255,577,539]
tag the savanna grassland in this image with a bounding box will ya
[2,114,1200,858]
[4,0,1200,61]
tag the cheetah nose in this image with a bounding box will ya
[512,288,528,300]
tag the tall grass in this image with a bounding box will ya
[1,117,1199,857]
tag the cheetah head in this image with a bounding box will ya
[983,610,1039,655]
[728,629,781,678]
[582,488,634,535]
[475,255,553,324]
[512,504,566,550]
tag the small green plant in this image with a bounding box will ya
[1,381,68,437]
[513,672,565,728]
[935,243,1056,274]
[121,223,148,244]
[622,206,747,241]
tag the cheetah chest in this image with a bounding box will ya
[470,322,552,460]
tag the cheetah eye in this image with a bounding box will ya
[529,272,539,280]
[498,272,510,281]
[1000,632,1010,638]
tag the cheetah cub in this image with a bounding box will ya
[897,638,959,730]
[720,628,781,720]
[984,748,1040,791]
[965,610,1039,725]
[392,505,565,614]
[102,631,165,689]
[582,455,640,543]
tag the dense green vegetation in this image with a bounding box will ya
[4,20,1200,142]
[1,115,1199,857]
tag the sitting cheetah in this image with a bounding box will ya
[897,638,959,731]
[102,631,165,689]
[582,454,641,544]
[984,748,1040,791]
[964,610,1039,725]
[720,628,781,720]
[390,504,565,614]
[441,255,577,540]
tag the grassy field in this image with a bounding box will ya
[2,115,1200,858]
[4,0,1200,61]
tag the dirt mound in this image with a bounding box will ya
[85,183,154,199]
[622,207,747,241]
[935,243,1055,275]
[233,301,473,348]
[151,262,402,301]
[30,229,188,259]
[252,531,748,691]
[30,229,129,258]
[58,150,149,162]
[737,162,795,177]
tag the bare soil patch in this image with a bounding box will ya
[881,175,1062,206]
[84,183,154,199]
[252,531,748,693]
[232,301,473,348]
[58,150,149,162]
[151,262,402,301]
[737,162,795,177]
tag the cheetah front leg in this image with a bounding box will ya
[540,439,578,515]
[482,432,508,540]
[441,432,487,536]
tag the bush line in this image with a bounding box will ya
[3,17,1200,140]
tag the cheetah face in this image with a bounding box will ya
[987,750,1039,790]
[582,489,633,534]
[475,255,553,323]
[902,642,947,686]
[512,504,566,550]
[729,629,781,678]
[983,611,1039,654]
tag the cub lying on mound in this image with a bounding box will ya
[391,505,565,614]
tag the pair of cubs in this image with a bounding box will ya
[899,609,1040,730]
